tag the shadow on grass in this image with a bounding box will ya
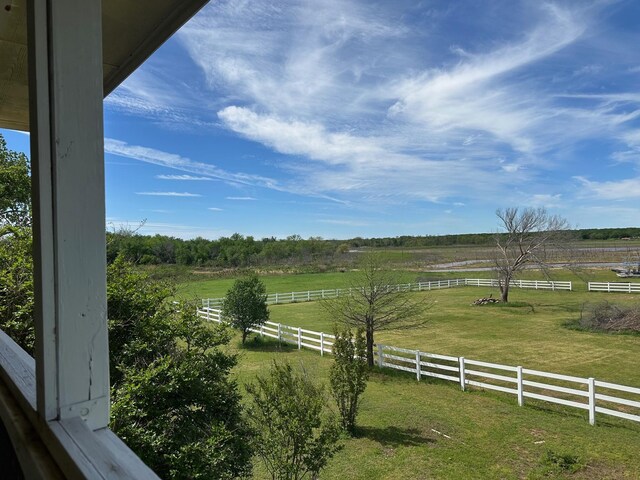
[355,426,436,447]
[238,336,298,353]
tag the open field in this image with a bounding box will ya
[264,286,640,387]
[176,267,634,299]
[188,268,640,477]
[229,338,640,479]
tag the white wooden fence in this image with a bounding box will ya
[197,307,640,427]
[201,278,572,308]
[588,282,640,293]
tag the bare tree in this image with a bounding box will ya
[494,207,570,302]
[322,253,430,367]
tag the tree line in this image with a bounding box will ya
[106,226,640,268]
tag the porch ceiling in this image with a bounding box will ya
[0,0,208,131]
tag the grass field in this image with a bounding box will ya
[175,266,631,299]
[180,268,640,477]
[230,338,640,479]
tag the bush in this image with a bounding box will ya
[246,361,341,480]
[330,327,369,434]
[578,302,640,333]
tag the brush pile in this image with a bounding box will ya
[472,296,500,306]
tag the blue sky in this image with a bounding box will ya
[3,0,640,239]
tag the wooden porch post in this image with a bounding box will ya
[28,0,109,430]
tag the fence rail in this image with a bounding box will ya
[197,307,639,427]
[201,278,573,308]
[588,282,640,293]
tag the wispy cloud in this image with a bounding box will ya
[574,176,640,200]
[106,0,640,221]
[105,138,280,189]
[136,192,202,197]
[208,207,224,211]
[156,174,215,181]
[226,196,256,201]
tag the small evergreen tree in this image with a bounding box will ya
[246,361,341,480]
[330,327,369,434]
[222,275,269,343]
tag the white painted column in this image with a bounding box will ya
[320,332,324,356]
[28,0,109,430]
[415,350,421,381]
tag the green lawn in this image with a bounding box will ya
[266,286,640,386]
[229,338,640,479]
[188,269,640,478]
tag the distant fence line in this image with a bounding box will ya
[201,278,573,308]
[588,282,640,293]
[197,307,640,427]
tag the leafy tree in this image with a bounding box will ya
[111,303,253,480]
[494,207,571,302]
[246,361,341,480]
[222,275,269,343]
[0,135,31,228]
[0,227,34,353]
[330,327,368,434]
[0,134,34,352]
[323,253,430,366]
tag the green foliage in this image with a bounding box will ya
[538,450,584,476]
[0,227,34,353]
[330,327,369,434]
[111,305,252,480]
[107,259,253,479]
[0,135,31,228]
[246,361,341,480]
[222,275,269,343]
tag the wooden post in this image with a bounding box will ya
[415,350,421,381]
[516,366,524,406]
[320,332,324,356]
[297,327,302,349]
[377,344,384,368]
[277,323,282,343]
[588,378,596,426]
[275,293,279,304]
[459,357,466,391]
[28,0,109,430]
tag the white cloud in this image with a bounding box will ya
[529,193,563,208]
[208,207,224,211]
[574,176,640,200]
[136,192,202,197]
[226,196,256,201]
[156,174,215,181]
[105,138,280,189]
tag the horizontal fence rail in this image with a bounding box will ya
[197,307,639,427]
[588,282,640,293]
[201,278,573,308]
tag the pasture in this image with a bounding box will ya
[183,269,640,478]
[231,335,640,479]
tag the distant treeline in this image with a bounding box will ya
[106,227,640,267]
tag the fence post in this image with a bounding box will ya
[275,293,279,304]
[291,292,295,302]
[517,366,524,406]
[416,350,421,381]
[297,327,302,349]
[307,291,310,301]
[277,323,282,343]
[377,344,384,368]
[459,357,466,391]
[320,332,324,356]
[260,325,264,338]
[588,378,596,426]
[322,289,325,299]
